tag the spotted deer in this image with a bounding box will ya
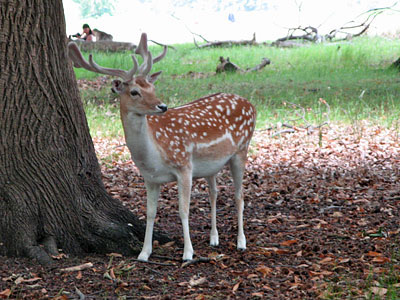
[68,33,256,261]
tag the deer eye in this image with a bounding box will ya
[130,90,141,97]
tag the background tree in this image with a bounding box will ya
[72,0,116,18]
[0,0,166,264]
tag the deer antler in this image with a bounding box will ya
[135,33,167,76]
[68,33,167,81]
[68,42,138,82]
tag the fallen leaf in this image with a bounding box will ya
[189,277,207,287]
[338,258,350,264]
[161,241,175,248]
[178,282,188,287]
[256,266,273,277]
[332,211,343,217]
[262,285,273,291]
[280,239,298,247]
[76,271,82,280]
[319,257,334,264]
[392,283,400,288]
[51,253,68,260]
[109,268,116,279]
[371,287,387,296]
[141,285,151,291]
[53,295,68,300]
[372,256,390,263]
[0,289,11,299]
[309,270,333,277]
[367,251,383,257]
[232,281,241,294]
[26,283,41,289]
[22,277,41,284]
[251,292,264,297]
[14,277,24,285]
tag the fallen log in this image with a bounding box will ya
[71,40,136,52]
[216,56,270,73]
[195,33,257,48]
[246,58,271,72]
[390,57,400,70]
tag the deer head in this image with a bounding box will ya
[68,33,168,115]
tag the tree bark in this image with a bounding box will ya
[0,1,166,264]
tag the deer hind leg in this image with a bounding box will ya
[206,175,219,246]
[229,151,247,250]
[138,181,160,261]
[177,169,194,261]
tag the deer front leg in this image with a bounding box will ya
[138,181,160,261]
[206,175,219,246]
[177,170,194,261]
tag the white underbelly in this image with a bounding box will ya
[136,157,230,184]
[192,157,230,178]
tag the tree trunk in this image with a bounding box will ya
[0,1,166,264]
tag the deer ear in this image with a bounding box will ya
[111,79,124,94]
[148,71,162,84]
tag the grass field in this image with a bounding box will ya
[75,36,400,138]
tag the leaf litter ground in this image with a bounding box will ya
[1,123,400,299]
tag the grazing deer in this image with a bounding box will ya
[68,33,256,261]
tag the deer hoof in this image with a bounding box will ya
[138,252,150,261]
[210,233,219,246]
[237,236,246,250]
[182,250,194,261]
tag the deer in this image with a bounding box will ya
[67,33,256,261]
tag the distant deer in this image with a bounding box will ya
[68,33,256,261]
[92,28,113,41]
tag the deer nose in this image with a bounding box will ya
[157,104,168,113]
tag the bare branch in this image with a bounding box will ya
[60,262,93,272]
[133,258,176,266]
[270,99,330,137]
[149,39,176,51]
[181,257,212,267]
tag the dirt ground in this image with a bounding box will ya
[1,124,400,299]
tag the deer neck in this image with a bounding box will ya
[120,110,155,165]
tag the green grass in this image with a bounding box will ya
[320,248,400,300]
[75,36,400,137]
